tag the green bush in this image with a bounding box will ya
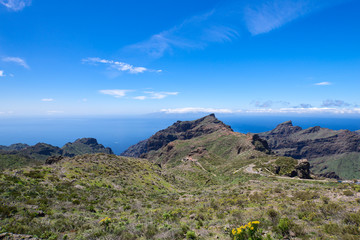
[277,218,291,236]
[186,230,197,239]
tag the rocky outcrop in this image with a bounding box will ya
[258,121,360,159]
[317,172,341,180]
[250,134,271,154]
[121,114,233,158]
[62,138,113,157]
[45,155,64,165]
[295,159,311,179]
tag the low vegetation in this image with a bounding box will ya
[1,153,360,239]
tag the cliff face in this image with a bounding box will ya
[121,114,234,158]
[258,121,360,179]
[258,121,360,159]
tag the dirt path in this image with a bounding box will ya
[236,163,330,183]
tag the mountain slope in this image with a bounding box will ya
[258,121,360,179]
[121,114,233,158]
[124,114,309,180]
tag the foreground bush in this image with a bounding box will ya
[231,221,272,240]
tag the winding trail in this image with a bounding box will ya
[235,163,330,183]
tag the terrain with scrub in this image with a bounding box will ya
[1,115,360,240]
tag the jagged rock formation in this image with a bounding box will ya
[121,114,233,158]
[62,138,113,157]
[258,121,360,179]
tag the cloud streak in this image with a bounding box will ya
[321,99,351,108]
[244,0,312,35]
[315,82,332,86]
[0,70,5,77]
[126,10,239,58]
[82,57,161,74]
[41,98,54,102]
[135,91,178,100]
[161,107,234,114]
[125,0,347,58]
[2,57,29,69]
[0,0,31,11]
[99,89,132,98]
[160,107,360,115]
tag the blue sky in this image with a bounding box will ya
[0,0,360,116]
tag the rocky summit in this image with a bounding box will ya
[121,114,233,158]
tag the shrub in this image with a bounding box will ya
[186,230,197,239]
[343,190,354,196]
[231,221,271,240]
[277,218,291,236]
[267,209,278,224]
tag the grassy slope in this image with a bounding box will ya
[0,154,42,171]
[1,153,360,240]
[310,152,360,179]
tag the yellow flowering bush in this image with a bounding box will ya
[231,221,267,240]
[99,217,112,230]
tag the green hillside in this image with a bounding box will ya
[310,152,360,179]
[1,153,360,240]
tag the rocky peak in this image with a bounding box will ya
[270,120,302,136]
[74,138,99,145]
[62,138,113,157]
[121,114,233,158]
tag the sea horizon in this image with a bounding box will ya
[1,114,360,154]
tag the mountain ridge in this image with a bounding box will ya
[258,121,360,179]
[121,114,233,158]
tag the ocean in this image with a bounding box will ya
[1,115,359,154]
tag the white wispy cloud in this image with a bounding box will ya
[315,82,332,86]
[133,96,147,100]
[160,105,360,115]
[244,107,360,115]
[244,0,312,35]
[126,10,239,58]
[252,100,290,108]
[145,91,178,99]
[41,98,54,102]
[99,89,132,98]
[134,91,178,100]
[0,0,31,11]
[0,70,5,77]
[125,0,346,58]
[82,57,161,74]
[2,57,29,69]
[160,107,234,114]
[321,99,351,108]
